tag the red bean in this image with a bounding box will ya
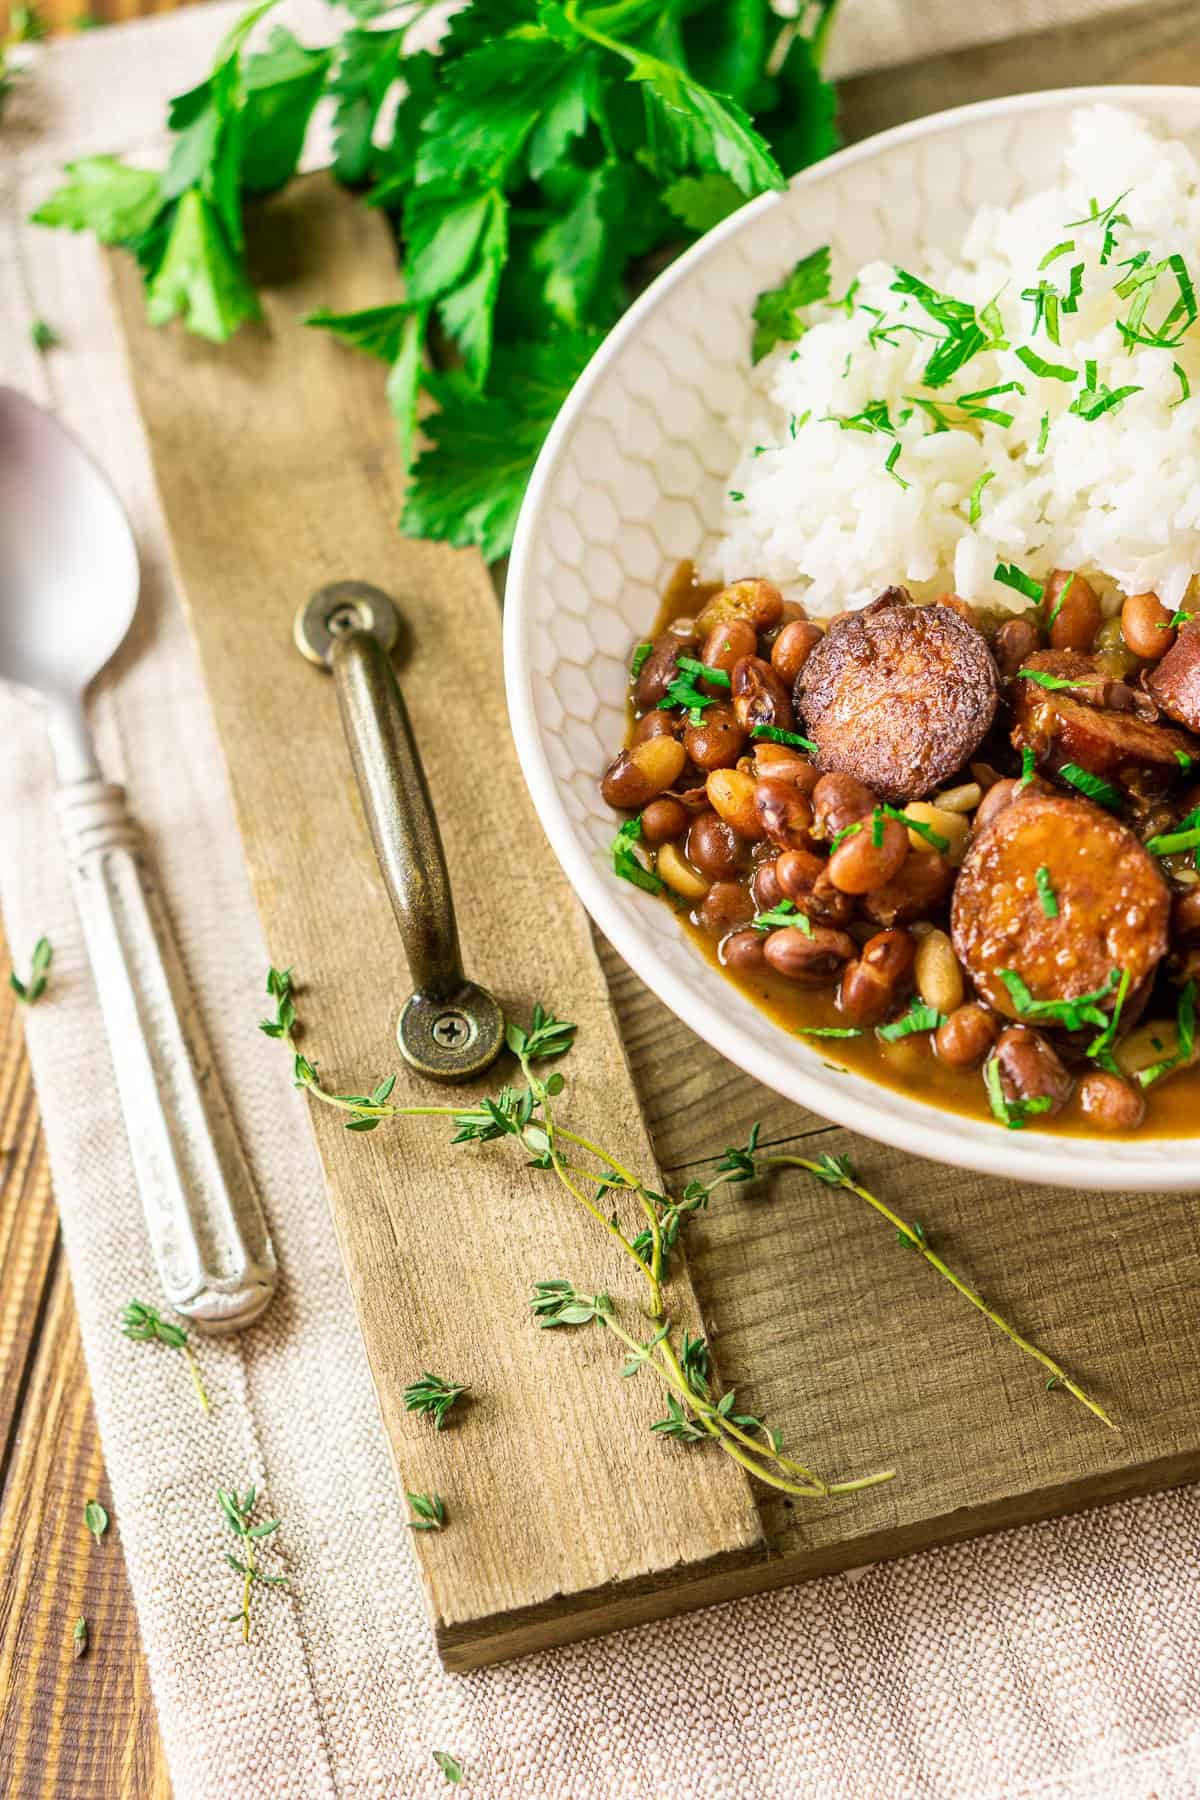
[640,796,688,845]
[771,619,824,687]
[989,1026,1071,1118]
[700,618,757,685]
[1077,1070,1145,1130]
[684,704,747,771]
[721,929,768,974]
[993,617,1041,678]
[811,772,878,841]
[838,929,915,1026]
[687,812,742,880]
[934,1004,997,1069]
[699,880,754,937]
[755,779,813,851]
[826,816,908,895]
[732,656,795,733]
[763,925,857,985]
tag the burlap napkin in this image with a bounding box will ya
[4,3,1199,1795]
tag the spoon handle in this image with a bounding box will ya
[57,778,277,1333]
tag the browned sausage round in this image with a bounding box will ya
[796,590,1000,802]
[989,1026,1072,1117]
[1013,651,1199,791]
[950,793,1170,1020]
[1147,619,1200,733]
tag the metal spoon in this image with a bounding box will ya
[0,386,276,1331]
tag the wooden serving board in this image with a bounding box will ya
[108,47,1200,1668]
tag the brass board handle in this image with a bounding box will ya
[295,581,504,1083]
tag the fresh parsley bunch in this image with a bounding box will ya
[33,0,840,559]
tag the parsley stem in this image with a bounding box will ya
[763,1157,1114,1431]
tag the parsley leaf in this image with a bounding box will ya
[751,245,831,363]
[31,157,163,243]
[403,331,601,562]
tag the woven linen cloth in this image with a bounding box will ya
[4,3,1200,1796]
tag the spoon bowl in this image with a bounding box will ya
[0,386,138,712]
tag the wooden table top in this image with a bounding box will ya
[2,1,1198,1792]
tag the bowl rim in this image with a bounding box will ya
[505,83,1200,1192]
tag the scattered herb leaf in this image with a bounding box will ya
[119,1300,210,1412]
[9,934,52,1005]
[403,1372,469,1431]
[83,1500,109,1545]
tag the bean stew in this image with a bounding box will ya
[601,563,1200,1136]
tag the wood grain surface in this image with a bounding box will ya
[3,0,1199,1791]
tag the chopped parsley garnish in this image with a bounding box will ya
[795,1025,863,1038]
[824,399,897,436]
[884,440,908,489]
[1114,252,1197,350]
[1038,239,1076,269]
[1069,359,1142,421]
[1015,346,1076,382]
[889,268,1006,389]
[630,643,653,680]
[663,663,723,722]
[751,246,832,364]
[1164,610,1196,631]
[1086,967,1132,1072]
[1175,748,1195,769]
[908,382,1024,432]
[1037,411,1051,454]
[751,724,818,753]
[1035,866,1059,917]
[1136,981,1196,1088]
[984,1055,1054,1131]
[1058,762,1122,809]
[1020,279,1067,346]
[676,655,730,690]
[830,821,863,850]
[994,562,1045,604]
[1019,745,1037,787]
[967,470,994,523]
[1145,807,1200,856]
[1044,572,1076,631]
[877,1000,946,1042]
[728,490,745,503]
[1172,362,1191,406]
[753,899,812,935]
[879,804,949,852]
[1066,191,1131,265]
[1017,664,1089,692]
[611,818,662,896]
[998,966,1120,1033]
[871,809,886,848]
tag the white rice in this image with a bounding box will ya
[716,106,1200,618]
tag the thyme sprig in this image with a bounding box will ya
[264,971,892,1501]
[120,1300,210,1413]
[406,1491,447,1532]
[733,1145,1114,1430]
[403,1373,469,1431]
[9,934,52,1005]
[218,1485,287,1644]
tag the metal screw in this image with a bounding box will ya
[431,1009,473,1049]
[327,604,361,636]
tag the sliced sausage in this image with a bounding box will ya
[950,793,1170,1020]
[1013,650,1199,794]
[796,590,1000,803]
[1147,620,1200,734]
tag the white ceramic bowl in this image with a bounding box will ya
[505,86,1200,1192]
